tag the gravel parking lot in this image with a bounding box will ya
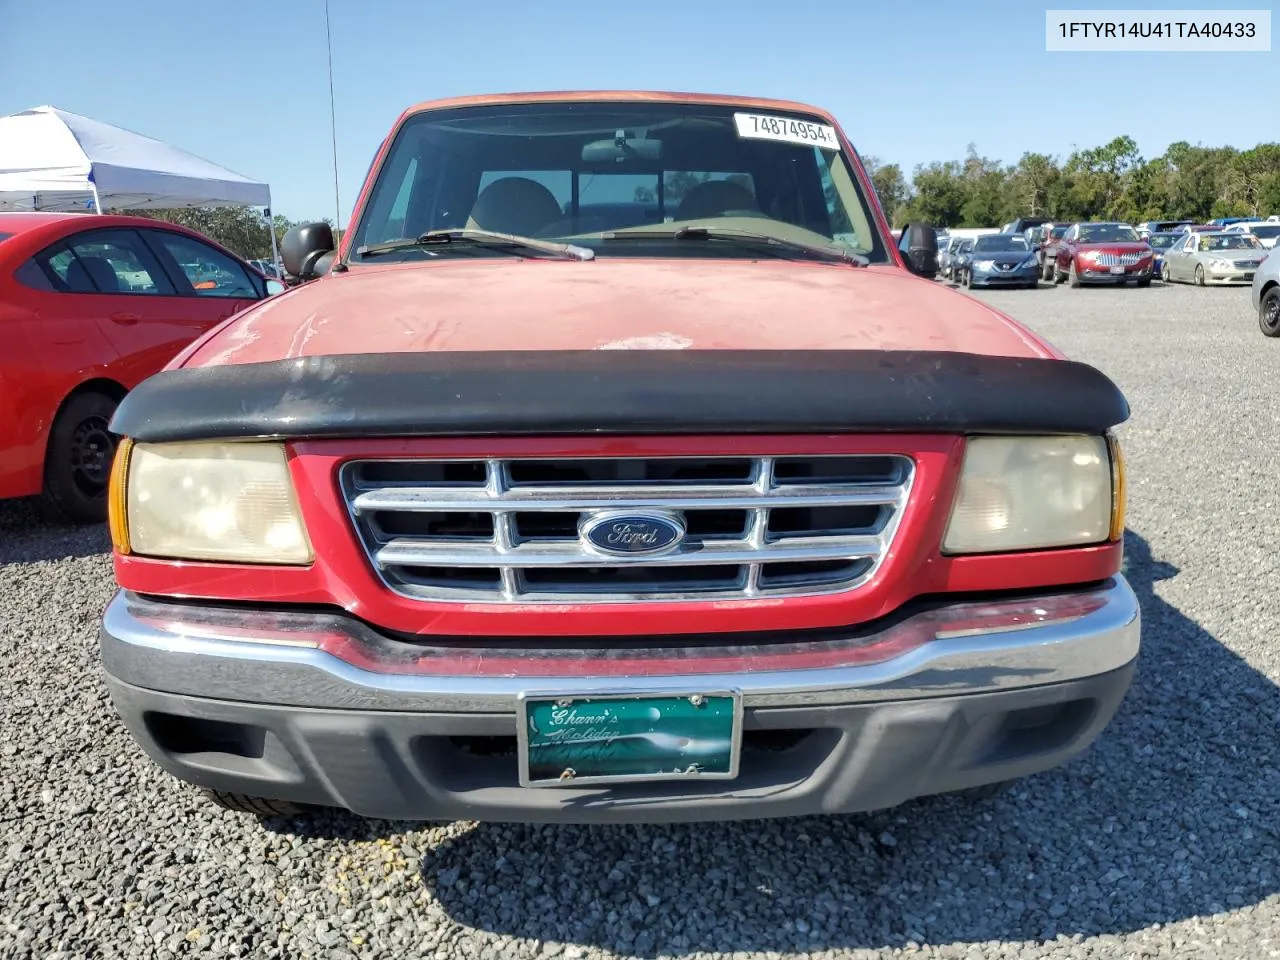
[2,279,1279,960]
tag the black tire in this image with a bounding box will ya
[1053,262,1065,284]
[1068,260,1081,288]
[963,268,973,290]
[1042,260,1054,282]
[1162,261,1173,283]
[1194,264,1205,286]
[1260,287,1280,337]
[201,789,310,817]
[40,391,120,525]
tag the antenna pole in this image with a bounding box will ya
[324,0,342,234]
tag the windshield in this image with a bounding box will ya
[1199,234,1262,251]
[1049,226,1067,239]
[1248,225,1280,239]
[348,101,887,264]
[1078,223,1140,243]
[1148,233,1180,249]
[973,234,1030,253]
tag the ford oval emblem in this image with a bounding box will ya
[580,511,685,556]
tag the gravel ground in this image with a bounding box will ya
[3,279,1280,959]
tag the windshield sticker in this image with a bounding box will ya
[733,113,841,151]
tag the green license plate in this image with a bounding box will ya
[517,691,742,787]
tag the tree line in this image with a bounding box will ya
[108,206,340,261]
[864,136,1280,229]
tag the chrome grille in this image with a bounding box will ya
[342,455,914,602]
[1092,252,1144,266]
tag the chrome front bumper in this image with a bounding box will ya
[102,581,1139,711]
[100,581,1139,822]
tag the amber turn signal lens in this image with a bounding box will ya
[107,438,133,554]
[1107,432,1126,542]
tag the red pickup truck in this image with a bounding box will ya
[99,91,1139,824]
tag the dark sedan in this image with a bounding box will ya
[1144,231,1183,279]
[961,233,1039,289]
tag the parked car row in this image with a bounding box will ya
[939,216,1270,292]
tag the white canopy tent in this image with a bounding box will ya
[0,105,277,266]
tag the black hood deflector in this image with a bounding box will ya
[110,350,1130,442]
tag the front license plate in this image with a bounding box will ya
[517,691,742,787]
[1109,265,1125,274]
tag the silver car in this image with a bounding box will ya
[1160,231,1268,285]
[1252,246,1280,337]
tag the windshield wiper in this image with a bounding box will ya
[600,226,869,267]
[356,228,595,262]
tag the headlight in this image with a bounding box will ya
[118,441,313,563]
[942,436,1114,554]
[1019,256,1038,269]
[974,259,995,270]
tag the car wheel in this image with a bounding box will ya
[1162,261,1172,283]
[1068,260,1081,287]
[1260,287,1280,337]
[40,391,120,525]
[963,268,973,289]
[1042,260,1054,282]
[202,789,312,818]
[1195,264,1205,286]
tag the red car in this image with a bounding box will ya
[99,91,1138,824]
[1052,222,1154,287]
[0,213,283,522]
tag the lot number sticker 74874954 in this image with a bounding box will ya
[733,113,842,151]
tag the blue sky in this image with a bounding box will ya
[2,1,1274,224]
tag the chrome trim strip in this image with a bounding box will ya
[376,535,884,568]
[100,578,1140,712]
[351,485,905,512]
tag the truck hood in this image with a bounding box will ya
[179,258,1054,368]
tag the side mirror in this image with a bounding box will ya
[265,279,286,296]
[281,222,336,280]
[900,222,939,279]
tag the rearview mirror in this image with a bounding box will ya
[581,137,663,163]
[899,222,939,279]
[281,222,336,280]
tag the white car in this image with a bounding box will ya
[1225,222,1280,249]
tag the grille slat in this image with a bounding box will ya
[342,454,913,603]
[350,483,905,512]
[376,535,883,568]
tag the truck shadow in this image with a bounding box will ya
[286,529,1280,954]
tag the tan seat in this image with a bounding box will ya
[466,177,563,236]
[677,180,759,221]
